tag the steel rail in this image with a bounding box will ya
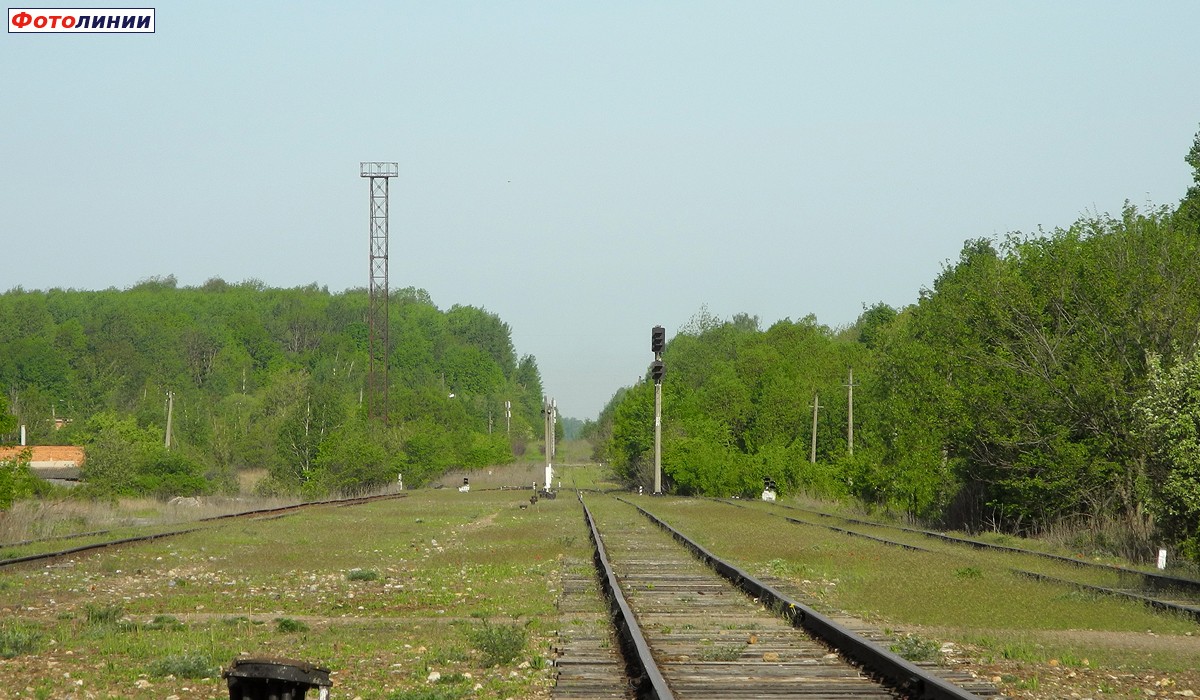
[767,501,1200,595]
[0,492,406,570]
[623,498,986,700]
[578,492,675,700]
[1012,569,1200,623]
[736,499,1200,625]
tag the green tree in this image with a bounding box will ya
[1136,352,1200,560]
[0,393,15,438]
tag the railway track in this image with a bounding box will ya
[0,491,406,570]
[741,500,1200,624]
[554,494,996,699]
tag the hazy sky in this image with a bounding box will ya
[3,2,1198,419]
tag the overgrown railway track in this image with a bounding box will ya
[0,492,406,570]
[555,494,996,699]
[743,500,1200,624]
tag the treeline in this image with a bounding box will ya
[596,129,1200,560]
[0,280,544,498]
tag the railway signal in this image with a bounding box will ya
[651,325,665,494]
[651,325,666,353]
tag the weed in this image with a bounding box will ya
[425,645,469,664]
[469,620,527,667]
[275,617,309,633]
[698,644,745,661]
[890,634,943,662]
[1001,641,1046,663]
[387,687,469,700]
[85,603,125,627]
[143,615,186,631]
[955,566,983,579]
[347,568,380,581]
[0,621,43,658]
[148,653,218,679]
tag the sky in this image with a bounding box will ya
[3,2,1199,420]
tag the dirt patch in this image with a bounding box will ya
[462,512,499,532]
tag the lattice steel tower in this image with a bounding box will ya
[361,162,398,424]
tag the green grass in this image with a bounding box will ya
[275,617,310,633]
[0,484,584,698]
[648,498,1200,675]
[698,644,746,661]
[0,621,43,658]
[148,652,219,678]
[346,568,380,581]
[6,483,1196,697]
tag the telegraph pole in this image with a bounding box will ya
[164,391,174,450]
[651,325,666,494]
[845,368,858,456]
[809,393,821,464]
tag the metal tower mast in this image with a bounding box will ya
[361,161,398,424]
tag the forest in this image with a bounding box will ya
[0,281,545,500]
[593,128,1200,562]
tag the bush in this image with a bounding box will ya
[275,617,309,633]
[468,620,527,667]
[890,634,943,662]
[0,450,40,511]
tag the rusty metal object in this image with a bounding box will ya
[224,656,331,700]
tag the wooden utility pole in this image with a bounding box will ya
[845,368,858,456]
[164,391,175,450]
[809,393,821,464]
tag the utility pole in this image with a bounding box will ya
[651,325,666,494]
[844,368,858,456]
[809,393,821,464]
[165,391,175,450]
